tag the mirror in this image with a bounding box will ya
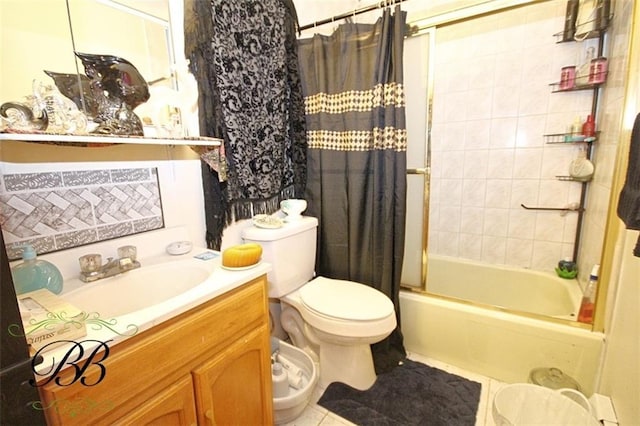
[0,0,173,129]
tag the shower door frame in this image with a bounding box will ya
[400,27,435,293]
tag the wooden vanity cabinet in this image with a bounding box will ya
[113,375,198,425]
[37,275,274,425]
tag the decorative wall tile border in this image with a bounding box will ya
[0,168,163,260]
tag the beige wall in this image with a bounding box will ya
[0,0,170,104]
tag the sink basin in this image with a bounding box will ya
[62,258,216,319]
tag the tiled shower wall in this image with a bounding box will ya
[0,167,163,260]
[428,1,605,272]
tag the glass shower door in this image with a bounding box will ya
[400,29,433,291]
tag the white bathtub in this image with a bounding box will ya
[399,256,604,394]
[425,255,582,319]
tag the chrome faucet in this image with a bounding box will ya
[79,245,141,283]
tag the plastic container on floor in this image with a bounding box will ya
[271,338,319,425]
[493,383,599,426]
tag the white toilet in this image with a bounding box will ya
[242,216,397,390]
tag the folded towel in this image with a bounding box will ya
[617,112,640,256]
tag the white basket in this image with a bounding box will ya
[493,384,599,426]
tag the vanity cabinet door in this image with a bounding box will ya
[192,324,273,426]
[112,375,197,426]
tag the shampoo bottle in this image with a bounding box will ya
[10,245,63,295]
[578,264,599,323]
[272,362,289,398]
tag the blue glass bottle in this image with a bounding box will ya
[11,245,63,295]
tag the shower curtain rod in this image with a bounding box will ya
[298,0,407,31]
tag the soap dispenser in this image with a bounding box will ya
[11,245,63,295]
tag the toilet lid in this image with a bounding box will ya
[299,277,394,321]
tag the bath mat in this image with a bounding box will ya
[318,359,481,426]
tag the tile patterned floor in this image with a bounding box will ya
[281,352,509,426]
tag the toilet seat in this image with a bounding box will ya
[299,277,394,321]
[282,276,397,339]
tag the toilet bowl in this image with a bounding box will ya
[242,214,398,391]
[280,277,396,390]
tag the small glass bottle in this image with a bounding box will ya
[578,264,599,323]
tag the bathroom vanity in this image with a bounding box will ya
[36,273,274,425]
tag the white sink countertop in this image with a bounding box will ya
[23,241,271,377]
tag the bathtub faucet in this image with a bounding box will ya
[78,245,141,282]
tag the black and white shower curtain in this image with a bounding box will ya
[297,6,408,372]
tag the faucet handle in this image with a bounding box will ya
[79,254,102,274]
[117,245,137,261]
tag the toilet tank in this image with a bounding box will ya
[242,216,318,298]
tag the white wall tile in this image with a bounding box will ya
[485,179,512,208]
[464,119,491,150]
[441,122,466,151]
[460,206,485,235]
[465,88,493,120]
[462,179,486,207]
[494,52,523,87]
[463,150,489,179]
[531,240,563,270]
[487,149,514,179]
[534,211,566,242]
[424,0,616,273]
[438,231,459,256]
[439,179,463,206]
[490,117,517,148]
[439,150,464,179]
[483,208,509,237]
[481,235,507,264]
[505,237,534,268]
[438,205,461,233]
[515,115,546,148]
[510,179,540,208]
[459,233,482,260]
[513,148,543,179]
[508,210,536,239]
[492,86,521,118]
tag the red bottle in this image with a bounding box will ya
[582,114,596,138]
[578,265,599,323]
